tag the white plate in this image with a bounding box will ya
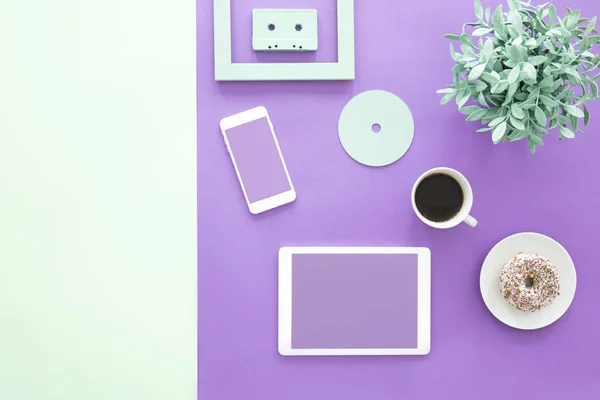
[480,232,577,330]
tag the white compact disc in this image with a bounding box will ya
[338,90,415,167]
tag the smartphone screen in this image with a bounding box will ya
[224,117,291,203]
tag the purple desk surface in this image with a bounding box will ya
[198,0,600,398]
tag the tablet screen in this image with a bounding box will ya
[291,253,419,349]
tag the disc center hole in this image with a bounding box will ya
[371,123,381,133]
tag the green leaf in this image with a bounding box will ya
[510,115,526,130]
[489,116,506,127]
[561,27,573,37]
[459,105,482,115]
[482,39,494,63]
[586,16,597,35]
[514,93,528,101]
[549,118,558,129]
[531,125,548,136]
[450,43,460,61]
[512,36,523,46]
[506,26,519,40]
[465,59,480,68]
[478,92,489,107]
[570,115,579,132]
[457,93,470,109]
[588,37,600,45]
[445,34,462,40]
[468,64,486,80]
[485,7,491,22]
[540,82,554,93]
[529,133,544,146]
[507,66,521,84]
[483,108,501,121]
[507,9,522,33]
[521,94,537,108]
[528,56,548,66]
[548,4,557,24]
[510,130,529,141]
[457,88,471,108]
[437,88,457,94]
[565,105,584,118]
[581,50,595,59]
[476,126,493,132]
[527,88,540,101]
[539,95,557,107]
[450,65,465,76]
[491,80,509,94]
[481,72,500,85]
[524,38,537,47]
[534,106,547,126]
[547,28,563,37]
[521,102,537,110]
[507,83,518,101]
[441,93,457,105]
[552,78,565,92]
[528,136,538,154]
[461,45,477,59]
[492,121,507,144]
[581,36,590,52]
[466,108,488,122]
[472,27,493,36]
[559,125,575,139]
[475,80,487,92]
[474,0,484,20]
[565,68,581,83]
[584,104,591,126]
[570,10,581,27]
[493,5,505,35]
[511,104,525,119]
[508,45,522,62]
[521,63,537,81]
[491,69,502,79]
[543,64,553,77]
[590,81,599,98]
[460,34,473,47]
[539,75,554,90]
[557,115,571,125]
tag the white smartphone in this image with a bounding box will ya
[219,106,296,214]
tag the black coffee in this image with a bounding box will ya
[415,173,464,222]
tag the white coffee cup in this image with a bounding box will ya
[411,167,478,229]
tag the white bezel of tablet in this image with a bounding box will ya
[219,106,296,214]
[278,246,431,356]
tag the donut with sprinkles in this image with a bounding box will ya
[499,253,560,312]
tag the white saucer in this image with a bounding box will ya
[480,232,577,330]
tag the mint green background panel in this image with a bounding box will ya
[0,1,197,399]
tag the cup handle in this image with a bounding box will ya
[464,215,478,227]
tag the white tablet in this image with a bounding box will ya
[278,247,431,356]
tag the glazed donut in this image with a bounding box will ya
[499,253,560,312]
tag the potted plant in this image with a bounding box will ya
[438,0,600,153]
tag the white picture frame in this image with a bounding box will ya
[213,0,355,81]
[278,247,431,356]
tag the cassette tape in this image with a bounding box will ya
[252,9,318,52]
